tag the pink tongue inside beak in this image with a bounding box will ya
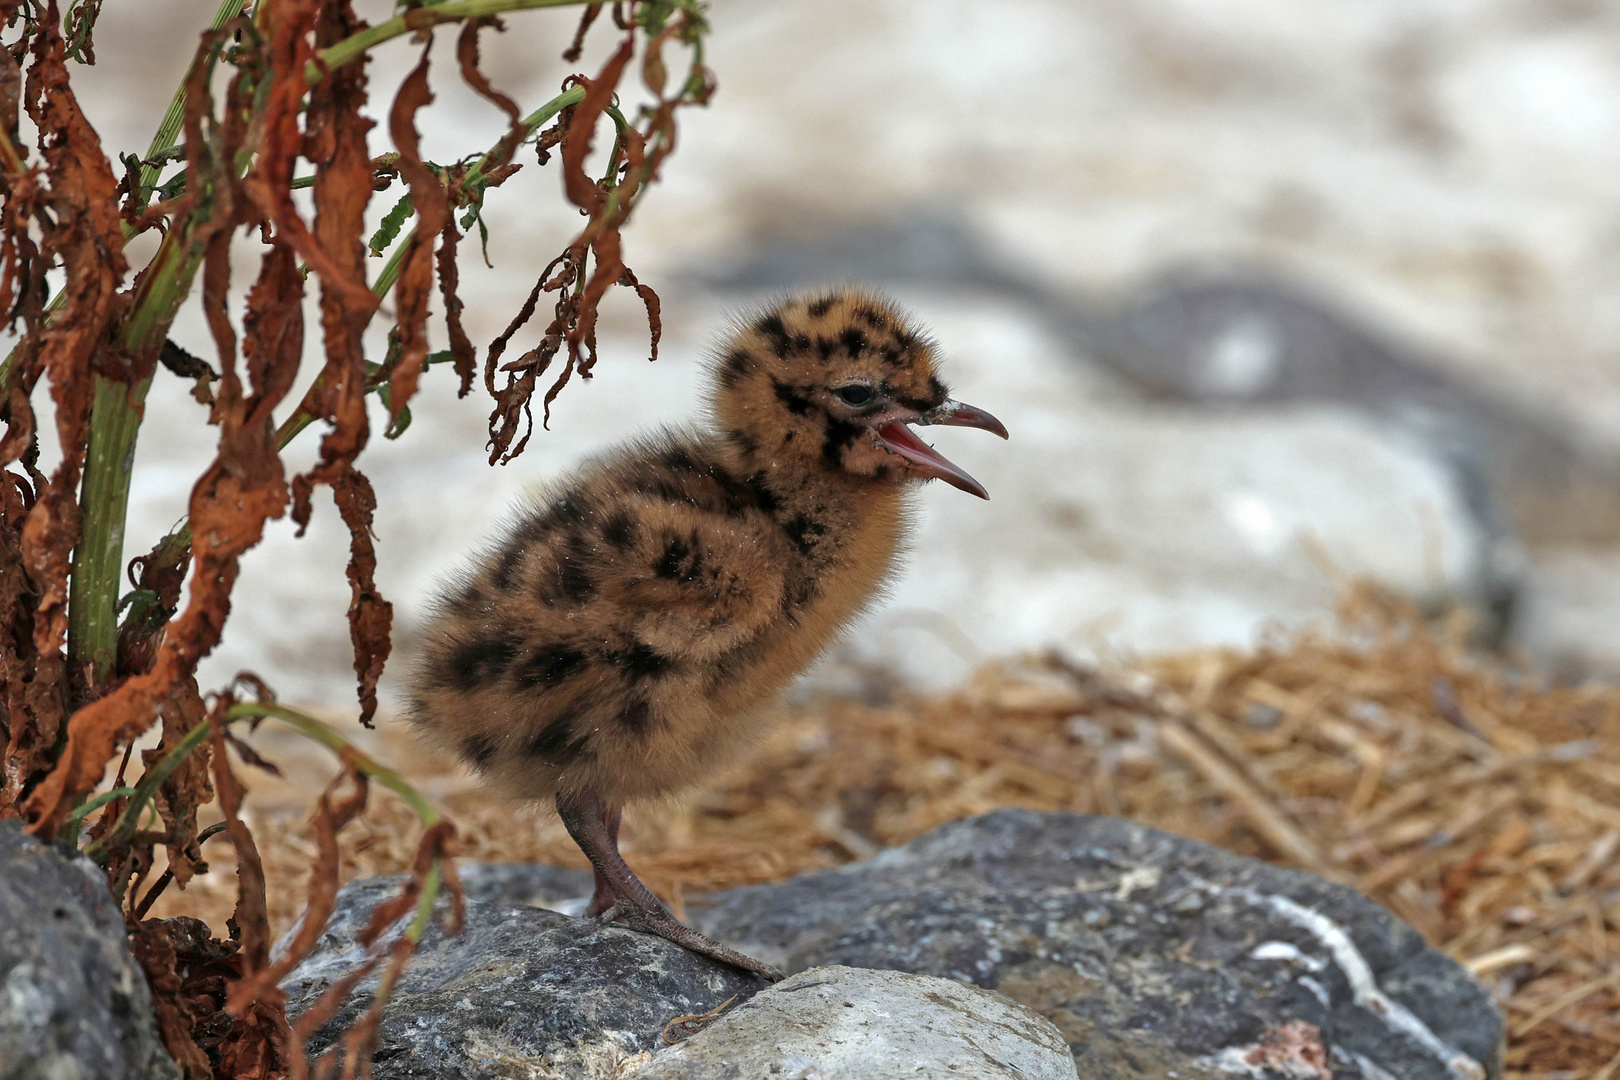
[876,421,992,499]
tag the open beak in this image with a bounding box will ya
[875,399,1008,500]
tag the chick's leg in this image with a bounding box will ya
[582,804,621,918]
[556,787,783,981]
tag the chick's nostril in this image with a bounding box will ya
[917,399,1008,439]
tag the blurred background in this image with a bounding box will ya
[60,0,1620,707]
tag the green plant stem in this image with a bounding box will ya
[224,702,440,825]
[84,717,210,860]
[68,378,147,684]
[68,225,206,689]
[406,862,442,943]
[61,0,246,691]
[65,786,137,831]
[87,700,440,862]
[371,229,413,300]
[139,0,247,199]
[311,0,592,82]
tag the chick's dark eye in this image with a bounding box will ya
[835,384,873,406]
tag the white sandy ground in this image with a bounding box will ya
[14,0,1620,705]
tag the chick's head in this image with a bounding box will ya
[709,290,1007,497]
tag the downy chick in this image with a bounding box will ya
[409,290,1007,978]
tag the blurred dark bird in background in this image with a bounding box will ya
[408,290,1007,978]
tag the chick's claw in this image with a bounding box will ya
[597,899,785,982]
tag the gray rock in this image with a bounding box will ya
[281,874,769,1078]
[1092,272,1620,552]
[455,861,593,913]
[685,810,1501,1080]
[626,965,1079,1080]
[0,820,179,1080]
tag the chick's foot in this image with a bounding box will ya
[596,898,784,981]
[559,787,783,982]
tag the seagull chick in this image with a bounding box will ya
[409,290,1007,979]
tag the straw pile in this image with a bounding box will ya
[155,586,1620,1078]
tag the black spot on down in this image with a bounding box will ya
[726,428,759,458]
[719,349,756,389]
[448,636,517,690]
[756,313,792,357]
[526,711,592,762]
[492,544,525,592]
[541,555,596,606]
[772,379,814,417]
[462,731,498,769]
[654,535,701,582]
[781,513,826,556]
[601,508,638,551]
[745,473,781,514]
[447,584,488,617]
[821,417,862,469]
[609,641,672,682]
[663,446,699,473]
[620,697,655,735]
[514,644,588,688]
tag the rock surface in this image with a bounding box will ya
[626,965,1079,1080]
[408,811,1503,1079]
[280,874,768,1078]
[684,810,1501,1080]
[0,821,179,1080]
[452,859,593,914]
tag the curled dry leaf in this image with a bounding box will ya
[483,8,707,461]
[434,216,476,397]
[227,765,369,1018]
[384,42,448,433]
[292,0,398,729]
[143,679,213,891]
[333,470,391,729]
[455,18,525,174]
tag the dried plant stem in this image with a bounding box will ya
[1157,719,1332,874]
